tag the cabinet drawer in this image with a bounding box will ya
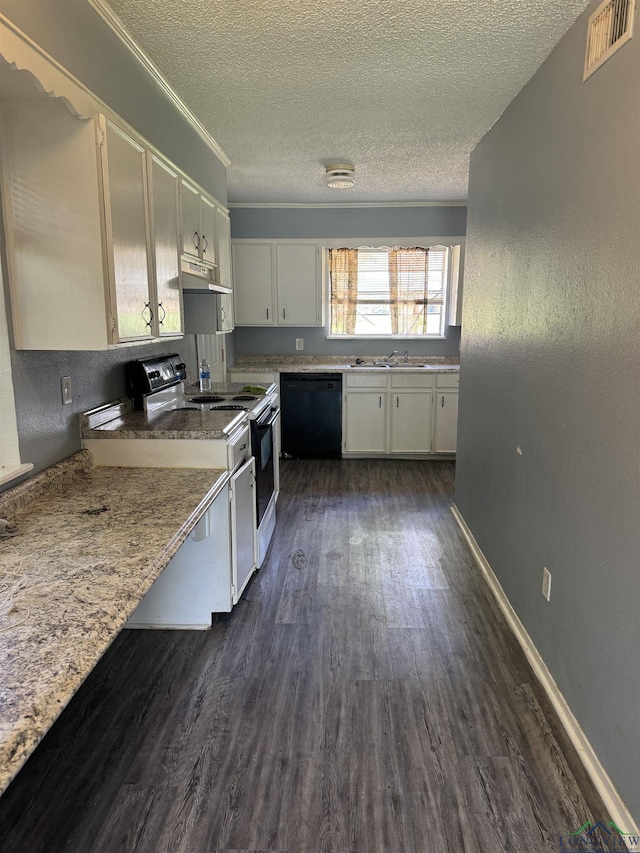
[345,372,388,389]
[436,372,460,388]
[390,373,435,389]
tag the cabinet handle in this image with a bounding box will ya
[266,308,269,320]
[396,396,399,408]
[282,308,286,320]
[379,396,382,408]
[193,231,200,250]
[158,302,166,326]
[441,395,445,407]
[142,302,153,328]
[202,234,209,255]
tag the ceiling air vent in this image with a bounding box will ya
[584,0,636,79]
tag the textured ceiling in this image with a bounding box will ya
[103,0,591,204]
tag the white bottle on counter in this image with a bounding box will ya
[199,358,211,392]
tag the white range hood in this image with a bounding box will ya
[181,257,231,294]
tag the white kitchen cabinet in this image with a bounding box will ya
[344,390,388,453]
[230,456,257,603]
[101,117,155,342]
[126,482,232,629]
[433,373,459,453]
[147,152,183,337]
[275,242,321,325]
[232,240,322,327]
[182,206,234,335]
[343,371,442,456]
[0,95,185,349]
[390,391,433,453]
[180,179,217,268]
[232,242,275,325]
[215,208,234,333]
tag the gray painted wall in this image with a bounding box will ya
[230,205,466,239]
[230,205,465,357]
[455,0,639,821]
[0,1,227,202]
[8,339,198,483]
[0,3,222,487]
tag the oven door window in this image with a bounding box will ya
[253,418,275,525]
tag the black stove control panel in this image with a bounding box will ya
[127,353,187,409]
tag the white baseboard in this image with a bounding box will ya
[450,504,639,849]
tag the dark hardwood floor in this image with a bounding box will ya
[0,459,614,852]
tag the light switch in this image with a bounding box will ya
[61,376,72,405]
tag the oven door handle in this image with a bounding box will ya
[256,408,280,429]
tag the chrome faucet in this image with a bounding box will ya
[387,350,399,362]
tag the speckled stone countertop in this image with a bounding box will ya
[81,405,246,441]
[0,450,228,795]
[184,380,274,396]
[228,355,460,373]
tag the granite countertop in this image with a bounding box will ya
[228,355,460,374]
[184,380,273,396]
[0,450,228,795]
[81,407,246,441]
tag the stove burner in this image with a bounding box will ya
[231,395,258,401]
[188,395,225,403]
[209,404,248,411]
[176,406,201,411]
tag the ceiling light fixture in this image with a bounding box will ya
[326,164,355,189]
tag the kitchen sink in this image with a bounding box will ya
[348,363,427,369]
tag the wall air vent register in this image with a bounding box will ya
[584,0,636,78]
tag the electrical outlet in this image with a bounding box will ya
[295,338,304,351]
[542,567,551,601]
[61,376,72,405]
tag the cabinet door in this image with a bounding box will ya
[102,118,154,342]
[344,391,387,453]
[275,242,320,325]
[180,180,200,260]
[434,390,459,453]
[390,391,433,453]
[215,207,232,290]
[199,195,217,267]
[0,101,109,350]
[231,457,257,603]
[217,292,235,334]
[149,154,183,336]
[232,243,275,325]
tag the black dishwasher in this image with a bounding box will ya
[280,373,342,458]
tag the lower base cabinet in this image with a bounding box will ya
[126,482,232,629]
[126,461,257,629]
[344,390,388,453]
[343,371,458,456]
[433,388,459,453]
[390,390,433,453]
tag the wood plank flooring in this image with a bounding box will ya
[0,459,615,852]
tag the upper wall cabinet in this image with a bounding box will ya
[232,240,323,327]
[275,243,321,326]
[181,179,217,269]
[100,116,156,343]
[147,152,183,337]
[232,243,275,326]
[0,93,185,348]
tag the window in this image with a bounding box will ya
[328,246,449,337]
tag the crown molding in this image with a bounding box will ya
[228,201,468,209]
[86,0,231,167]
